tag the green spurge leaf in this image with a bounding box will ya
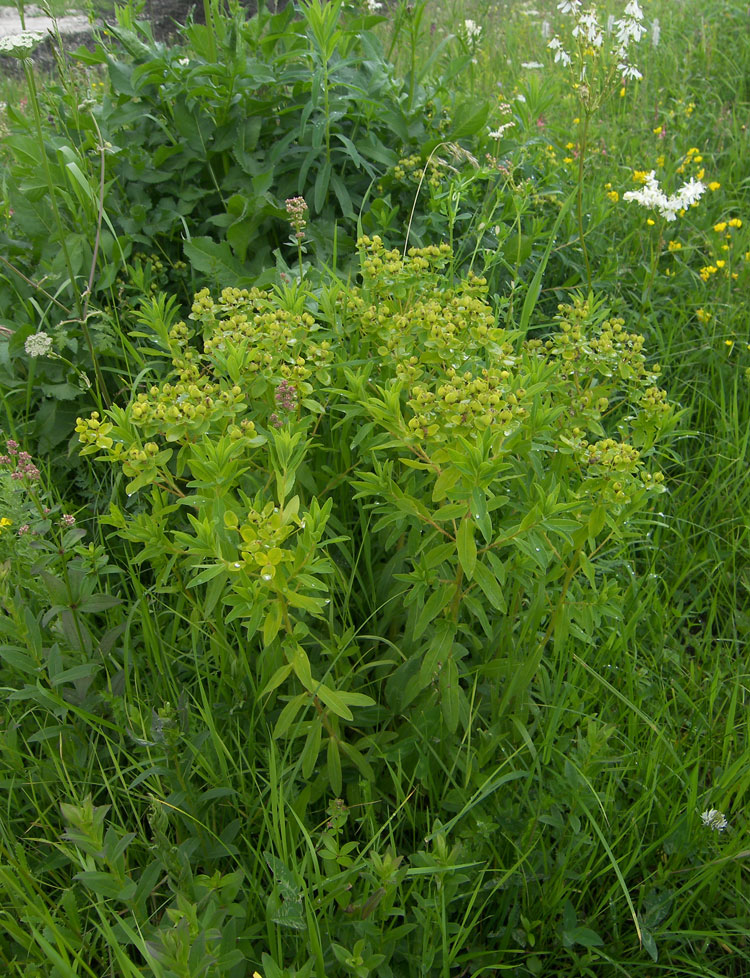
[456,515,477,580]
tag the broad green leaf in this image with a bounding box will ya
[440,658,460,733]
[315,683,353,721]
[263,599,284,647]
[414,583,453,641]
[291,644,314,692]
[183,236,250,287]
[419,619,457,687]
[300,719,322,778]
[456,516,477,580]
[327,737,342,795]
[472,560,507,612]
[273,693,308,739]
[261,663,293,697]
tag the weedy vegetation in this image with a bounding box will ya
[0,0,749,975]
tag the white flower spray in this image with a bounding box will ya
[623,170,705,221]
[546,0,648,286]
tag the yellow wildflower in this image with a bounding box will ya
[725,339,734,349]
[653,126,663,135]
[687,147,699,155]
[667,241,682,251]
[729,218,742,228]
[716,260,726,268]
[0,517,12,531]
[708,181,721,191]
[566,142,575,150]
[563,157,574,164]
[647,218,655,226]
[607,190,619,202]
[713,222,727,233]
[697,168,705,180]
[633,170,649,184]
[656,155,665,168]
[619,87,626,98]
[696,308,711,323]
[573,117,580,124]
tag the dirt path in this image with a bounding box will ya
[0,4,94,41]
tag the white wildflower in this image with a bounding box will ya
[623,170,705,221]
[521,61,544,69]
[651,17,660,47]
[701,808,728,833]
[548,36,572,66]
[0,30,46,58]
[24,332,53,358]
[463,19,482,42]
[557,0,581,14]
[624,0,644,19]
[177,57,189,66]
[488,121,516,138]
[365,0,384,11]
[541,20,551,38]
[619,62,643,80]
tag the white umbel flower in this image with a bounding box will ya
[0,30,46,58]
[701,808,728,832]
[24,331,53,358]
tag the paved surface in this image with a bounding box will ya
[0,4,94,40]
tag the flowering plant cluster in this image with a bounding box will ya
[548,0,647,82]
[0,30,46,59]
[623,169,705,221]
[74,240,675,763]
[24,331,53,359]
[285,196,309,242]
[701,808,729,833]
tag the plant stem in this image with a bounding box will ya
[576,108,592,290]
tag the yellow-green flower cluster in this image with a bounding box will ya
[76,412,115,453]
[192,286,333,387]
[225,503,298,582]
[347,237,508,372]
[391,154,446,191]
[534,298,657,387]
[77,284,334,481]
[406,368,528,441]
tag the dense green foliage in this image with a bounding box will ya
[1,0,749,976]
